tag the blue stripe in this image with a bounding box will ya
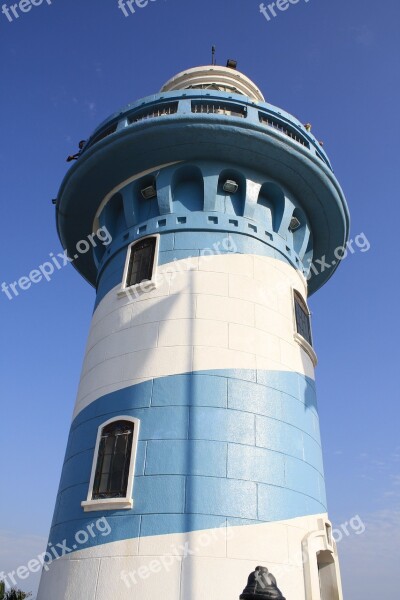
[48,369,326,554]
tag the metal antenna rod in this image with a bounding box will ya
[211,45,216,66]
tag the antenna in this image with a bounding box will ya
[211,45,216,66]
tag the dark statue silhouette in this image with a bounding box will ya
[240,566,286,599]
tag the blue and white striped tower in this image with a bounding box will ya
[38,65,349,600]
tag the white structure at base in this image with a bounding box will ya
[38,514,342,600]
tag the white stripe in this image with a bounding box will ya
[73,255,314,418]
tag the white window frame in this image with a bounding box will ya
[118,233,160,297]
[291,287,318,367]
[81,415,140,512]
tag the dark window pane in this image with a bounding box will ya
[92,420,134,499]
[126,238,156,287]
[294,293,312,346]
[93,437,106,493]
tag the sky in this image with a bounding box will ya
[0,0,399,597]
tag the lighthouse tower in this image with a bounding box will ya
[38,64,349,600]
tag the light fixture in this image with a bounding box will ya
[289,216,301,231]
[223,179,239,194]
[140,184,157,200]
[226,59,238,70]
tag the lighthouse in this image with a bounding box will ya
[38,64,349,600]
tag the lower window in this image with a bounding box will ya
[93,420,134,499]
[81,416,140,512]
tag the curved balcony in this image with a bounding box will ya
[80,90,333,171]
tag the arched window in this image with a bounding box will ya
[93,420,134,499]
[258,182,285,234]
[82,417,140,512]
[317,551,340,600]
[171,164,204,212]
[120,234,160,297]
[123,235,158,290]
[294,291,312,346]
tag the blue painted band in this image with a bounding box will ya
[48,369,326,555]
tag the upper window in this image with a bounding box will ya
[294,291,312,346]
[126,236,157,288]
[81,416,140,512]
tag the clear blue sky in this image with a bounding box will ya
[0,0,399,597]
